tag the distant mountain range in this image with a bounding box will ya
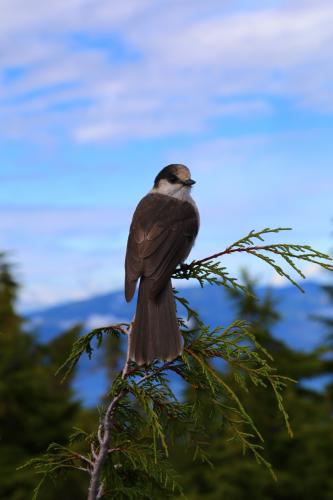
[27,281,332,406]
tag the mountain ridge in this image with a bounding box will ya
[26,280,331,406]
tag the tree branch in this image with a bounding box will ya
[173,227,333,292]
[87,326,177,500]
[193,244,273,265]
[88,387,128,500]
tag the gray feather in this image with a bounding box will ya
[128,278,182,365]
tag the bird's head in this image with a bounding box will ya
[154,164,196,195]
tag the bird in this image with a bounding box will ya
[125,164,200,366]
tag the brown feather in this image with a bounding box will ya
[125,193,199,364]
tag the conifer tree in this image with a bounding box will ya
[21,228,333,499]
[175,272,333,499]
[0,253,87,500]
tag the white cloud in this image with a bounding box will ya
[85,313,124,330]
[1,0,333,142]
[146,5,333,69]
[270,262,325,288]
[0,206,131,309]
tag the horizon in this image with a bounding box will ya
[23,276,324,315]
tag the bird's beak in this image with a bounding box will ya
[183,179,196,186]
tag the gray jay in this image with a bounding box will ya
[125,164,199,365]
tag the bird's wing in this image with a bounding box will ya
[125,193,199,302]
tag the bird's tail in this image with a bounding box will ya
[128,278,183,365]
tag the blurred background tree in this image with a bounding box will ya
[0,253,90,500]
[173,272,333,499]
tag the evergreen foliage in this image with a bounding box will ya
[174,227,333,292]
[0,253,87,500]
[18,228,333,498]
[173,272,333,499]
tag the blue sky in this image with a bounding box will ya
[1,0,333,310]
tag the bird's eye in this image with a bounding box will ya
[169,174,178,183]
